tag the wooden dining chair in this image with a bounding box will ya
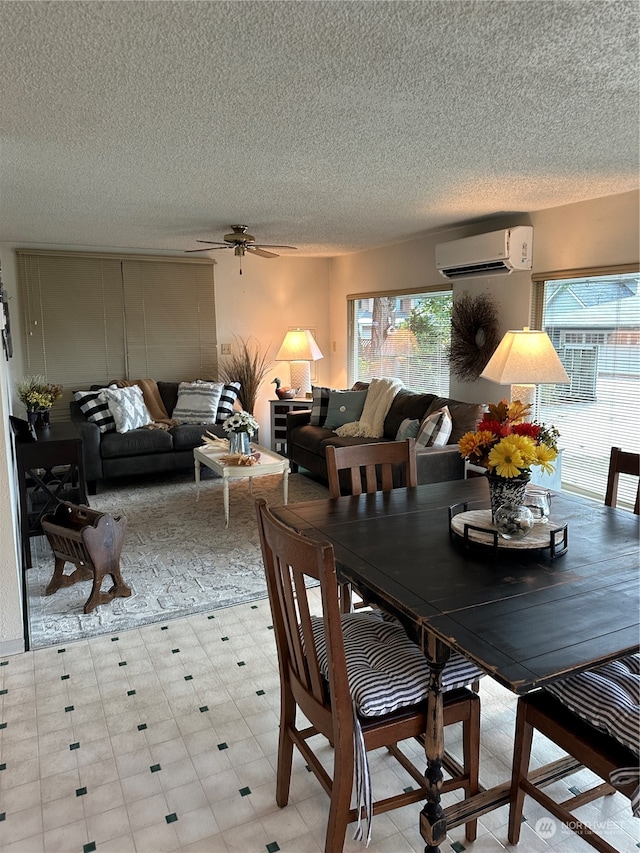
[325,438,417,499]
[256,497,483,852]
[508,656,640,853]
[604,446,639,514]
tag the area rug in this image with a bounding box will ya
[26,470,328,649]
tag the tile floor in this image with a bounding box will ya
[1,595,638,853]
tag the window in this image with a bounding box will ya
[17,250,217,421]
[532,266,639,508]
[348,287,452,394]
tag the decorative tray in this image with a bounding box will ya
[449,506,568,558]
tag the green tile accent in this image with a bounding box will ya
[403,785,414,793]
[61,674,70,681]
[221,636,229,641]
[199,706,209,713]
[237,661,246,667]
[70,742,80,751]
[305,764,312,772]
[217,742,228,751]
[165,813,178,824]
[267,625,274,630]
[266,843,280,853]
[256,690,265,696]
[239,786,251,796]
[118,661,127,667]
[0,764,6,771]
[171,648,180,654]
[83,843,96,853]
[0,689,7,696]
[568,785,582,795]
[111,637,119,642]
[76,786,87,796]
[161,626,168,631]
[0,812,5,821]
[0,723,6,730]
[138,724,147,731]
[0,660,8,666]
[184,675,193,681]
[451,842,465,853]
[57,648,66,653]
[251,605,258,610]
[127,690,136,696]
[150,764,161,773]
[207,614,215,619]
[65,705,74,712]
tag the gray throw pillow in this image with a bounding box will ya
[323,390,368,431]
[395,418,420,441]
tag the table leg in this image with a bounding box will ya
[283,466,289,505]
[195,457,201,501]
[420,632,451,852]
[223,474,230,528]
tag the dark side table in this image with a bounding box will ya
[14,421,88,569]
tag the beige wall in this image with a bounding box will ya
[0,188,637,651]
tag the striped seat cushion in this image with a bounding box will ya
[311,610,483,717]
[545,654,640,816]
[545,654,639,755]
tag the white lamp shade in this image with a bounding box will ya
[275,329,323,362]
[480,329,569,385]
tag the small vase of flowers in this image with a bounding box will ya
[16,375,63,429]
[222,410,260,456]
[458,399,559,519]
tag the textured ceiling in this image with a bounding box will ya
[1,0,638,257]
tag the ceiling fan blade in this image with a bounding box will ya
[247,247,279,259]
[253,243,297,250]
[195,240,232,246]
[184,246,231,253]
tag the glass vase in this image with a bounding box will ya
[229,431,251,456]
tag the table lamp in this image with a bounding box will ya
[480,327,569,413]
[275,329,323,395]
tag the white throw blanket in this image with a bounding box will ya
[335,377,404,438]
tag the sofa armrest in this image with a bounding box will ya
[416,444,465,484]
[69,401,103,486]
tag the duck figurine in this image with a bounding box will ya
[272,377,299,400]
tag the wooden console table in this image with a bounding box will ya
[14,421,87,569]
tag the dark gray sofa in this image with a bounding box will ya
[286,388,484,487]
[70,380,227,493]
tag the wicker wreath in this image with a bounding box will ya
[449,293,500,381]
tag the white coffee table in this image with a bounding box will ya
[194,442,290,528]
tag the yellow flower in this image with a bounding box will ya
[458,430,495,460]
[488,439,525,478]
[506,400,531,423]
[507,434,538,467]
[534,443,558,474]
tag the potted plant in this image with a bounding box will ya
[16,375,63,428]
[218,336,270,414]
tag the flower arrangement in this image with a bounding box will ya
[458,399,559,479]
[222,410,259,436]
[16,375,63,412]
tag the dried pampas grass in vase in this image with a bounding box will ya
[219,335,271,414]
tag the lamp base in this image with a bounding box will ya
[290,361,312,395]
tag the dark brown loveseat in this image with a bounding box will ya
[286,387,484,486]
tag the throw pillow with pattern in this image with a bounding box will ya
[309,385,333,426]
[101,385,152,433]
[215,382,242,424]
[73,385,118,433]
[415,406,452,449]
[173,381,224,424]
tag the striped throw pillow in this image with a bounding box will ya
[173,381,224,424]
[415,406,452,449]
[73,385,118,433]
[309,386,333,426]
[216,382,241,424]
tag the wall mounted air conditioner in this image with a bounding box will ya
[436,226,533,280]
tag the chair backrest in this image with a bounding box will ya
[325,438,418,498]
[255,498,353,740]
[605,446,640,514]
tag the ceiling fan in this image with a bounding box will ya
[186,225,297,273]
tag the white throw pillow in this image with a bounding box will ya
[101,385,152,434]
[173,381,224,424]
[415,406,452,449]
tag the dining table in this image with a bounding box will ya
[273,476,640,852]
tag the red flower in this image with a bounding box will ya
[513,422,540,440]
[478,419,510,437]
